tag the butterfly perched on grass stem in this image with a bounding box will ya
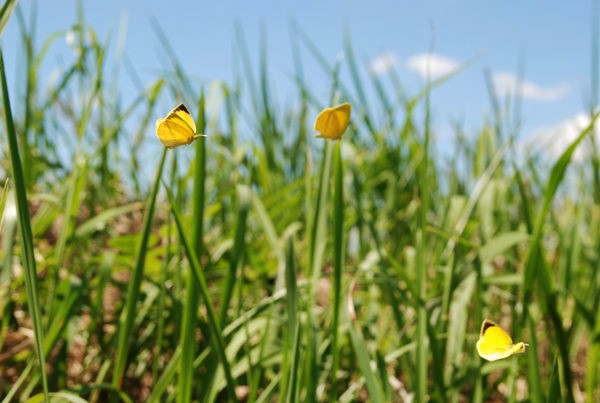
[476,319,528,361]
[314,103,351,140]
[155,103,206,148]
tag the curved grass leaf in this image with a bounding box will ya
[112,148,167,390]
[1,48,49,402]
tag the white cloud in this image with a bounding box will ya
[492,72,570,102]
[406,53,460,80]
[526,112,600,162]
[369,52,399,75]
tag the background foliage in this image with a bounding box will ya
[1,1,599,402]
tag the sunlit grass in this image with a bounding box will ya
[1,1,600,402]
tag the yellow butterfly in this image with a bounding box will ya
[155,103,205,148]
[314,103,351,140]
[476,319,528,361]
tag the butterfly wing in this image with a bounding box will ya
[155,104,197,148]
[331,103,351,135]
[315,103,351,139]
[315,107,335,138]
[168,103,197,134]
[476,319,526,361]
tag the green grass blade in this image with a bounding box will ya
[343,30,375,135]
[74,202,144,238]
[284,236,301,403]
[0,0,17,38]
[112,148,167,390]
[586,304,600,402]
[546,355,561,403]
[178,90,207,403]
[48,156,87,314]
[0,48,49,402]
[348,317,385,401]
[444,272,475,386]
[330,140,344,397]
[42,277,80,356]
[305,140,332,401]
[308,141,332,281]
[415,71,433,403]
[0,178,8,223]
[148,348,181,403]
[522,113,600,403]
[178,264,199,403]
[524,315,543,402]
[220,184,251,327]
[524,111,600,298]
[165,185,237,401]
[151,212,172,385]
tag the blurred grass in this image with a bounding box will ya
[0,1,600,402]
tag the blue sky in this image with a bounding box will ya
[2,1,597,158]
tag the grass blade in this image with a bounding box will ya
[178,91,207,403]
[522,112,600,403]
[0,48,49,402]
[284,236,301,403]
[112,148,167,390]
[330,140,344,396]
[0,0,17,38]
[347,323,385,401]
[165,185,237,401]
[220,184,251,327]
[0,178,8,223]
[415,71,433,403]
[586,304,600,402]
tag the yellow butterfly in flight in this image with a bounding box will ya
[155,103,205,148]
[476,319,528,361]
[314,103,351,140]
